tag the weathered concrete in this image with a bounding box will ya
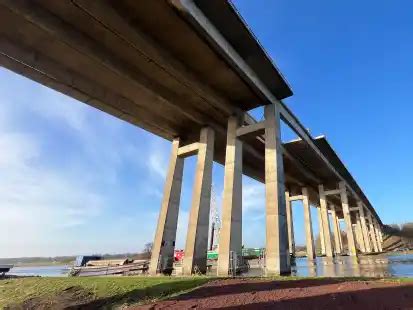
[264,103,290,275]
[217,116,243,276]
[317,207,326,255]
[330,205,342,255]
[339,182,357,256]
[302,187,316,259]
[318,185,334,257]
[182,127,215,275]
[149,138,184,274]
[358,202,372,253]
[285,191,295,256]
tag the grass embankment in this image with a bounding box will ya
[0,276,210,309]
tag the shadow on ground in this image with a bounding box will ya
[135,278,413,310]
[218,285,413,310]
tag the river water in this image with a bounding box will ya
[244,254,413,278]
[8,265,70,277]
[7,254,413,278]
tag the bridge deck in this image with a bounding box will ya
[0,0,379,222]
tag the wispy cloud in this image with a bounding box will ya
[0,129,106,238]
[147,141,170,180]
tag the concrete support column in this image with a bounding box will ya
[368,213,379,252]
[217,116,243,276]
[377,226,384,244]
[183,127,215,275]
[355,213,366,253]
[149,138,184,275]
[336,217,343,252]
[318,185,333,257]
[353,224,361,252]
[264,102,290,275]
[302,187,316,259]
[339,181,357,256]
[317,207,326,255]
[330,205,341,255]
[358,203,372,253]
[374,222,383,252]
[285,191,295,256]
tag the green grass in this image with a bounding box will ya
[0,276,211,308]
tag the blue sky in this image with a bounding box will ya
[1,0,412,257]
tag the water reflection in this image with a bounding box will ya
[292,256,392,278]
[240,254,413,278]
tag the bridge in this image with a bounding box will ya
[0,0,383,276]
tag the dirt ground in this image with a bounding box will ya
[133,278,413,310]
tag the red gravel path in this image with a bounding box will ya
[133,278,413,310]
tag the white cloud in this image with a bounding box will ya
[243,179,265,213]
[0,130,106,252]
[0,68,178,257]
[33,87,89,133]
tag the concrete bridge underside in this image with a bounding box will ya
[0,0,384,276]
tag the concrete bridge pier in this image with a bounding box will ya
[283,188,316,259]
[336,217,343,253]
[285,191,295,256]
[149,138,184,275]
[182,127,215,275]
[264,102,290,275]
[376,224,383,244]
[358,202,372,253]
[354,213,367,253]
[317,207,326,255]
[330,205,342,255]
[218,102,291,276]
[368,212,380,252]
[318,185,334,257]
[150,127,215,275]
[339,181,357,256]
[373,221,383,252]
[302,187,316,259]
[217,116,243,277]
